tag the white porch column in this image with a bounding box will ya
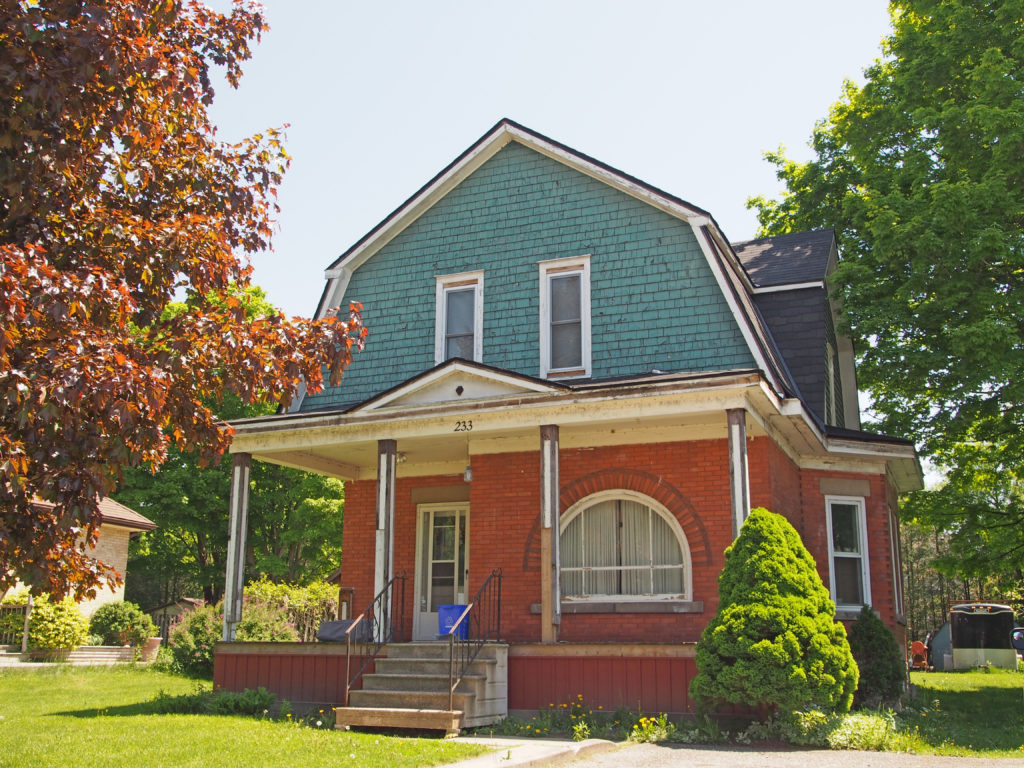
[540,424,560,642]
[374,439,398,600]
[727,409,750,538]
[222,452,251,641]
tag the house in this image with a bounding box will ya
[214,119,922,727]
[23,497,156,617]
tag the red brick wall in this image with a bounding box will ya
[341,437,904,645]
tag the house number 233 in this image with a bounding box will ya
[453,420,473,432]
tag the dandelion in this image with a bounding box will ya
[316,720,322,727]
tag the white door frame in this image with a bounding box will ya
[412,503,470,641]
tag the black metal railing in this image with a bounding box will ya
[448,569,502,712]
[344,573,406,706]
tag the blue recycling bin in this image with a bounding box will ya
[438,604,468,639]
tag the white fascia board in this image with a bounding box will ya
[326,130,516,278]
[752,281,825,294]
[691,224,785,395]
[503,125,707,224]
[322,123,709,295]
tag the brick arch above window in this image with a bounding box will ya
[559,468,713,566]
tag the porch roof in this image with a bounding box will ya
[228,361,922,493]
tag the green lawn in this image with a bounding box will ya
[901,667,1024,757]
[0,666,488,768]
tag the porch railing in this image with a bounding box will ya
[343,573,406,706]
[448,569,502,712]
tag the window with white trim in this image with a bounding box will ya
[539,256,591,378]
[825,496,872,609]
[560,492,690,600]
[435,271,483,364]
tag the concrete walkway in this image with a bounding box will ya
[446,738,1024,768]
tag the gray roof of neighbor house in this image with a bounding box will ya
[732,228,835,287]
[31,497,156,532]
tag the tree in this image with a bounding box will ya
[0,1,365,600]
[749,0,1024,461]
[748,0,1024,598]
[691,508,858,715]
[117,393,347,606]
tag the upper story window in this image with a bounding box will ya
[435,271,483,364]
[539,256,591,378]
[560,491,690,601]
[825,495,872,610]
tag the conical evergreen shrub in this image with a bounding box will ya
[691,507,858,714]
[848,605,905,708]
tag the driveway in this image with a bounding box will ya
[567,742,1024,768]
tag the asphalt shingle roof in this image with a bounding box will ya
[732,229,835,287]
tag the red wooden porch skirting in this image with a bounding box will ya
[213,643,374,709]
[214,642,698,715]
[508,643,697,715]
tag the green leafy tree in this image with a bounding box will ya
[115,287,346,606]
[848,606,905,708]
[750,0,1024,458]
[691,508,858,715]
[749,0,1024,594]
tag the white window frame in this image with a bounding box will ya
[435,271,483,365]
[824,495,872,610]
[559,489,691,602]
[539,255,591,379]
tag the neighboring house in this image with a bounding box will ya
[216,120,922,721]
[150,597,204,642]
[28,497,156,617]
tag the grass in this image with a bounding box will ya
[0,665,488,768]
[899,666,1024,757]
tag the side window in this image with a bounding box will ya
[539,256,591,378]
[825,496,872,609]
[435,271,483,364]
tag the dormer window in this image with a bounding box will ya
[539,256,591,378]
[435,271,483,364]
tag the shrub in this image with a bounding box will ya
[244,579,337,642]
[89,601,157,646]
[848,605,905,708]
[691,508,858,715]
[169,602,221,676]
[25,595,89,650]
[169,599,299,676]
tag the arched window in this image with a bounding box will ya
[560,491,690,601]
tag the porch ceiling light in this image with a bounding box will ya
[464,465,472,482]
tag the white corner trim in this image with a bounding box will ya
[690,224,782,392]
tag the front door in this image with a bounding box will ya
[413,504,469,641]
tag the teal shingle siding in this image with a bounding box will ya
[300,143,755,412]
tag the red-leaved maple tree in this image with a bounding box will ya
[0,1,365,599]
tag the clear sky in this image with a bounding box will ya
[207,1,893,319]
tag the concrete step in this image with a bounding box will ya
[66,647,135,662]
[334,706,462,735]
